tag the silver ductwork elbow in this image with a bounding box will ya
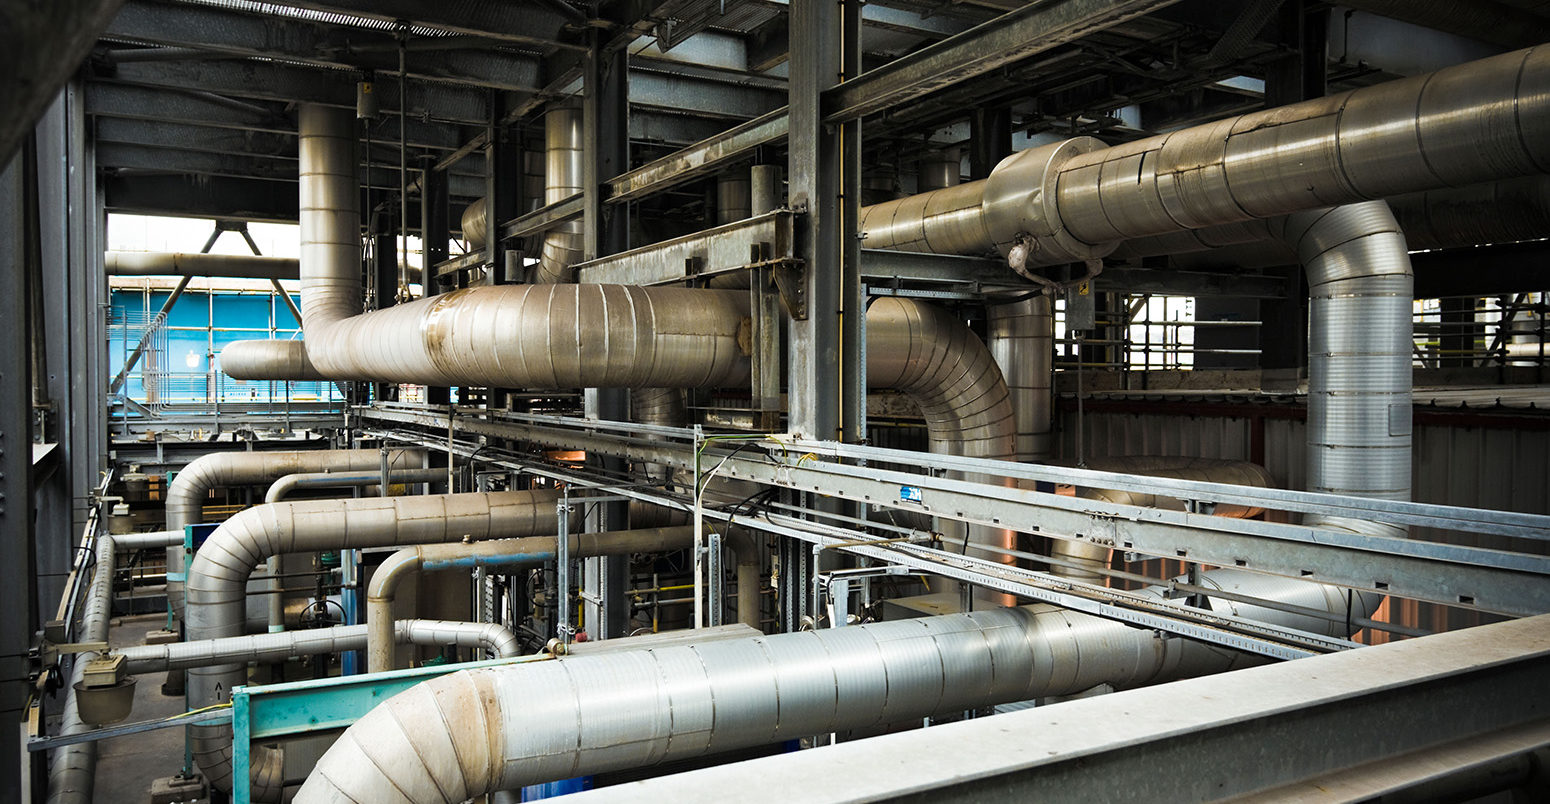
[1271,203,1413,539]
[533,102,584,284]
[365,526,694,672]
[183,490,560,799]
[164,449,424,625]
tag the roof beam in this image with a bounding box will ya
[823,0,1184,124]
[106,0,543,92]
[85,82,469,150]
[246,0,583,50]
[98,59,491,124]
[92,117,486,178]
[97,143,486,197]
[104,173,300,222]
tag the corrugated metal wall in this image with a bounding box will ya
[1055,405,1547,640]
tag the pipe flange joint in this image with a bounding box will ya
[983,138,1115,277]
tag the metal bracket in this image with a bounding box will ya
[772,258,808,320]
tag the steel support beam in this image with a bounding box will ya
[95,143,485,198]
[574,211,794,286]
[582,31,632,639]
[86,83,466,150]
[573,613,1550,804]
[356,408,1550,618]
[821,0,1183,124]
[0,0,125,166]
[608,109,789,203]
[103,174,299,222]
[105,0,543,91]
[252,0,582,50]
[497,193,585,242]
[0,114,40,804]
[787,0,862,443]
[100,60,490,125]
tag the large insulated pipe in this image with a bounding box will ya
[222,105,750,388]
[115,619,521,673]
[859,46,1550,267]
[219,339,326,381]
[105,251,299,279]
[867,297,1017,574]
[1054,457,1278,582]
[261,467,448,632]
[296,569,1376,804]
[365,526,694,672]
[987,296,1053,463]
[46,533,122,804]
[532,102,585,284]
[163,449,424,623]
[184,489,560,800]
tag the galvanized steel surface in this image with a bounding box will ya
[183,489,559,798]
[297,574,1368,804]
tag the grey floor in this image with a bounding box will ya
[91,613,205,804]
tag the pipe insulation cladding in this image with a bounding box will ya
[860,45,1550,269]
[296,570,1377,804]
[184,490,560,799]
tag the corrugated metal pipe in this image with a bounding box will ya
[366,526,695,672]
[184,489,560,800]
[987,296,1053,463]
[1053,457,1278,582]
[261,467,447,633]
[295,569,1375,804]
[105,251,298,279]
[115,619,521,673]
[1102,202,1415,542]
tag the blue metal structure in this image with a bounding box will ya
[229,655,550,803]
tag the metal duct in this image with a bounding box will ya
[366,526,695,671]
[717,172,753,224]
[866,297,1014,461]
[867,297,1018,572]
[750,165,784,215]
[460,197,488,248]
[46,533,121,804]
[1275,204,1413,538]
[1055,457,1278,582]
[987,296,1053,463]
[224,106,752,389]
[105,251,299,279]
[1102,203,1414,539]
[219,339,327,381]
[295,571,1376,804]
[184,489,559,799]
[164,449,424,624]
[918,149,961,193]
[262,467,447,633]
[114,619,521,673]
[1113,176,1550,265]
[533,102,585,284]
[858,46,1550,267]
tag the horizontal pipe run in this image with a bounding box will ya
[184,489,559,799]
[298,570,1377,803]
[115,619,520,673]
[366,527,694,672]
[105,251,298,279]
